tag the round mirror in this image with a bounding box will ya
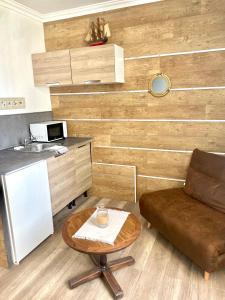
[149,73,171,97]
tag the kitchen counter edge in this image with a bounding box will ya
[0,137,92,175]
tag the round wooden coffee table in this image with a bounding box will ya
[62,207,141,299]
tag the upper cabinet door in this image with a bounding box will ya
[32,50,72,86]
[70,44,124,85]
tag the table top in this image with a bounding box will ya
[62,207,141,255]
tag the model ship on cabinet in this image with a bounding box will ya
[85,17,111,46]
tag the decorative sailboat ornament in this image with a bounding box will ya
[85,17,111,46]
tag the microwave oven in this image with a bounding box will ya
[30,121,67,142]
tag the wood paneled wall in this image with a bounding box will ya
[92,164,136,202]
[44,0,225,200]
[0,213,8,268]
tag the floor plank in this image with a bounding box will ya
[0,196,225,300]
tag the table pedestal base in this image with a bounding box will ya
[69,254,135,299]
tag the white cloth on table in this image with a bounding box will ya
[73,209,130,245]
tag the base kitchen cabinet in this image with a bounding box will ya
[47,143,92,216]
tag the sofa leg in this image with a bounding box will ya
[147,222,151,229]
[204,271,210,281]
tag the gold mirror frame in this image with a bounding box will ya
[148,73,171,97]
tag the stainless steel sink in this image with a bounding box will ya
[10,143,61,153]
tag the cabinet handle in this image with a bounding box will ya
[83,80,101,84]
[46,82,60,86]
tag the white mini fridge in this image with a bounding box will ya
[1,160,53,264]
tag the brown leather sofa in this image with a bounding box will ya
[139,149,225,280]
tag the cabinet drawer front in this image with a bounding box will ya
[48,179,77,215]
[76,162,92,181]
[32,50,72,86]
[50,177,77,202]
[70,45,115,84]
[47,150,76,215]
[47,143,92,215]
[47,149,75,172]
[75,144,91,164]
[75,174,92,196]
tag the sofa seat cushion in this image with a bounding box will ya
[140,188,225,272]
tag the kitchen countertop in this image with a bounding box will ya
[0,137,92,175]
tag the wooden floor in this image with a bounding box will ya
[1,196,225,300]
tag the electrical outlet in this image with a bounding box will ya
[0,98,25,110]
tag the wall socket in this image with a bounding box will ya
[0,98,25,110]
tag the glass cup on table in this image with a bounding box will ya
[96,205,109,228]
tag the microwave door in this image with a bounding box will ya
[47,123,64,141]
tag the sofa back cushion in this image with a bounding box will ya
[184,149,225,213]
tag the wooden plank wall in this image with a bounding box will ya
[44,0,225,200]
[92,164,136,202]
[0,213,8,268]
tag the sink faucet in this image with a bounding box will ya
[24,134,37,147]
[24,138,32,147]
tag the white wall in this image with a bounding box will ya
[0,6,51,115]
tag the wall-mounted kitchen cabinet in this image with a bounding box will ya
[32,50,72,86]
[70,44,124,84]
[32,44,124,86]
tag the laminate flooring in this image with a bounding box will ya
[0,196,225,300]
